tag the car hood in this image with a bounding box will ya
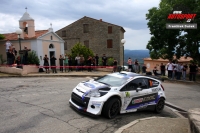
[77,80,109,93]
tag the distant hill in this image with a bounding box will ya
[124,50,150,64]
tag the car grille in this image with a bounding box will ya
[71,92,90,108]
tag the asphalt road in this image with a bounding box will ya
[0,77,181,133]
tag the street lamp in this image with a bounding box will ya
[121,39,126,71]
[16,29,23,64]
[16,29,22,51]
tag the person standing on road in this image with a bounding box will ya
[43,55,50,73]
[64,54,68,72]
[189,62,198,81]
[95,54,99,66]
[134,59,139,73]
[142,64,147,74]
[102,54,107,66]
[167,61,174,79]
[182,63,188,80]
[68,55,73,72]
[113,58,118,72]
[87,56,92,72]
[80,55,85,71]
[127,58,132,72]
[176,62,183,80]
[75,55,80,71]
[50,55,57,73]
[160,63,166,76]
[59,55,64,72]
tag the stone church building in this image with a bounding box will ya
[0,10,64,66]
[56,16,125,65]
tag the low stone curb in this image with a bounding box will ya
[188,108,200,133]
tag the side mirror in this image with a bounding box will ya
[136,87,142,92]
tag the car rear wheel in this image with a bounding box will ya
[102,98,120,119]
[155,98,165,113]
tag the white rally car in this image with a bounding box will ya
[69,72,166,119]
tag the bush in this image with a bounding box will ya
[0,54,6,65]
[70,43,94,64]
[0,34,5,40]
[28,51,40,65]
[107,58,114,66]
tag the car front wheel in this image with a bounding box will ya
[102,98,120,119]
[155,98,165,113]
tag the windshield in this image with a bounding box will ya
[95,75,129,87]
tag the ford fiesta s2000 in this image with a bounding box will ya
[69,72,166,119]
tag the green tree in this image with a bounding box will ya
[146,0,200,65]
[70,43,94,61]
[0,34,5,40]
[28,51,40,65]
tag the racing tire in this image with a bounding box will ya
[102,98,120,119]
[155,98,165,113]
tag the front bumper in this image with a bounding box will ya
[69,92,104,116]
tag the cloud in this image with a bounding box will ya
[124,27,151,50]
[0,0,161,50]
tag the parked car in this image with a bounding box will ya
[69,72,166,119]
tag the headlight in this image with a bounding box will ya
[85,90,101,97]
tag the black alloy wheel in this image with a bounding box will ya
[155,98,165,113]
[103,98,120,119]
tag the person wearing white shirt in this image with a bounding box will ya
[4,39,13,54]
[75,55,80,71]
[167,61,174,79]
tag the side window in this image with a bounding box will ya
[120,78,147,91]
[148,79,159,88]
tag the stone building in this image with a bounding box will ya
[56,16,125,65]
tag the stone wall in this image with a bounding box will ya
[56,16,125,65]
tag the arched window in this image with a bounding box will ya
[51,36,53,40]
[49,44,54,48]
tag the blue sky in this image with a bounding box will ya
[0,0,160,50]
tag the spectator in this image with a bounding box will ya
[43,55,50,73]
[160,63,165,76]
[23,46,31,65]
[142,64,147,74]
[12,46,17,56]
[167,61,174,79]
[102,54,107,66]
[189,62,198,81]
[127,57,132,72]
[182,63,188,80]
[92,56,96,71]
[134,59,139,73]
[7,49,14,66]
[87,56,92,72]
[64,54,68,72]
[16,56,22,69]
[153,66,161,76]
[176,62,183,80]
[68,55,73,72]
[59,55,64,72]
[113,58,118,72]
[4,39,12,55]
[80,55,85,71]
[172,62,178,80]
[75,55,80,71]
[95,54,99,66]
[50,55,57,73]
